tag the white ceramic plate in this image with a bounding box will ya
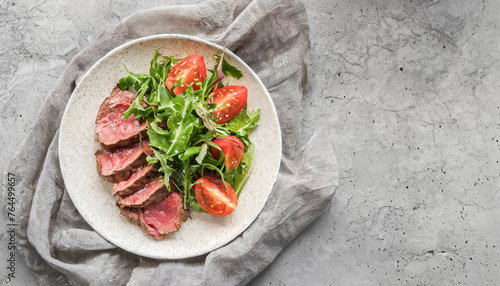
[58,34,281,259]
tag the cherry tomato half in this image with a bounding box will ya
[194,175,238,217]
[211,136,245,171]
[212,85,247,124]
[166,55,207,96]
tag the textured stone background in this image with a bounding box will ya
[2,0,500,285]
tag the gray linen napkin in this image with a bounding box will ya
[3,0,338,284]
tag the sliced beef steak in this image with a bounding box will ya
[139,192,188,241]
[116,175,168,208]
[95,139,153,183]
[96,86,147,148]
[112,164,155,196]
[119,207,141,221]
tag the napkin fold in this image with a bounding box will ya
[3,0,338,285]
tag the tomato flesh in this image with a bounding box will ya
[211,136,245,171]
[166,55,207,96]
[213,85,247,124]
[194,176,238,217]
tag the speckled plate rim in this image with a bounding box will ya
[58,34,282,259]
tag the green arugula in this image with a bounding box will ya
[119,50,259,211]
[213,54,243,79]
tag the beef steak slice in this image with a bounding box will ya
[116,174,168,208]
[138,192,188,241]
[95,139,153,183]
[119,207,141,221]
[96,85,147,149]
[112,164,155,196]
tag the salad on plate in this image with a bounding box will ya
[94,50,260,240]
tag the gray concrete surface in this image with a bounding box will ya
[2,0,500,285]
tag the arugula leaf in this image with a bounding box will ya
[147,129,170,156]
[157,81,172,106]
[179,160,198,209]
[148,87,198,158]
[152,149,175,191]
[149,50,176,84]
[178,146,202,161]
[149,121,169,135]
[122,78,152,120]
[193,99,217,135]
[233,142,255,196]
[213,54,243,80]
[146,155,159,165]
[221,106,260,137]
[118,71,152,91]
[163,88,197,156]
